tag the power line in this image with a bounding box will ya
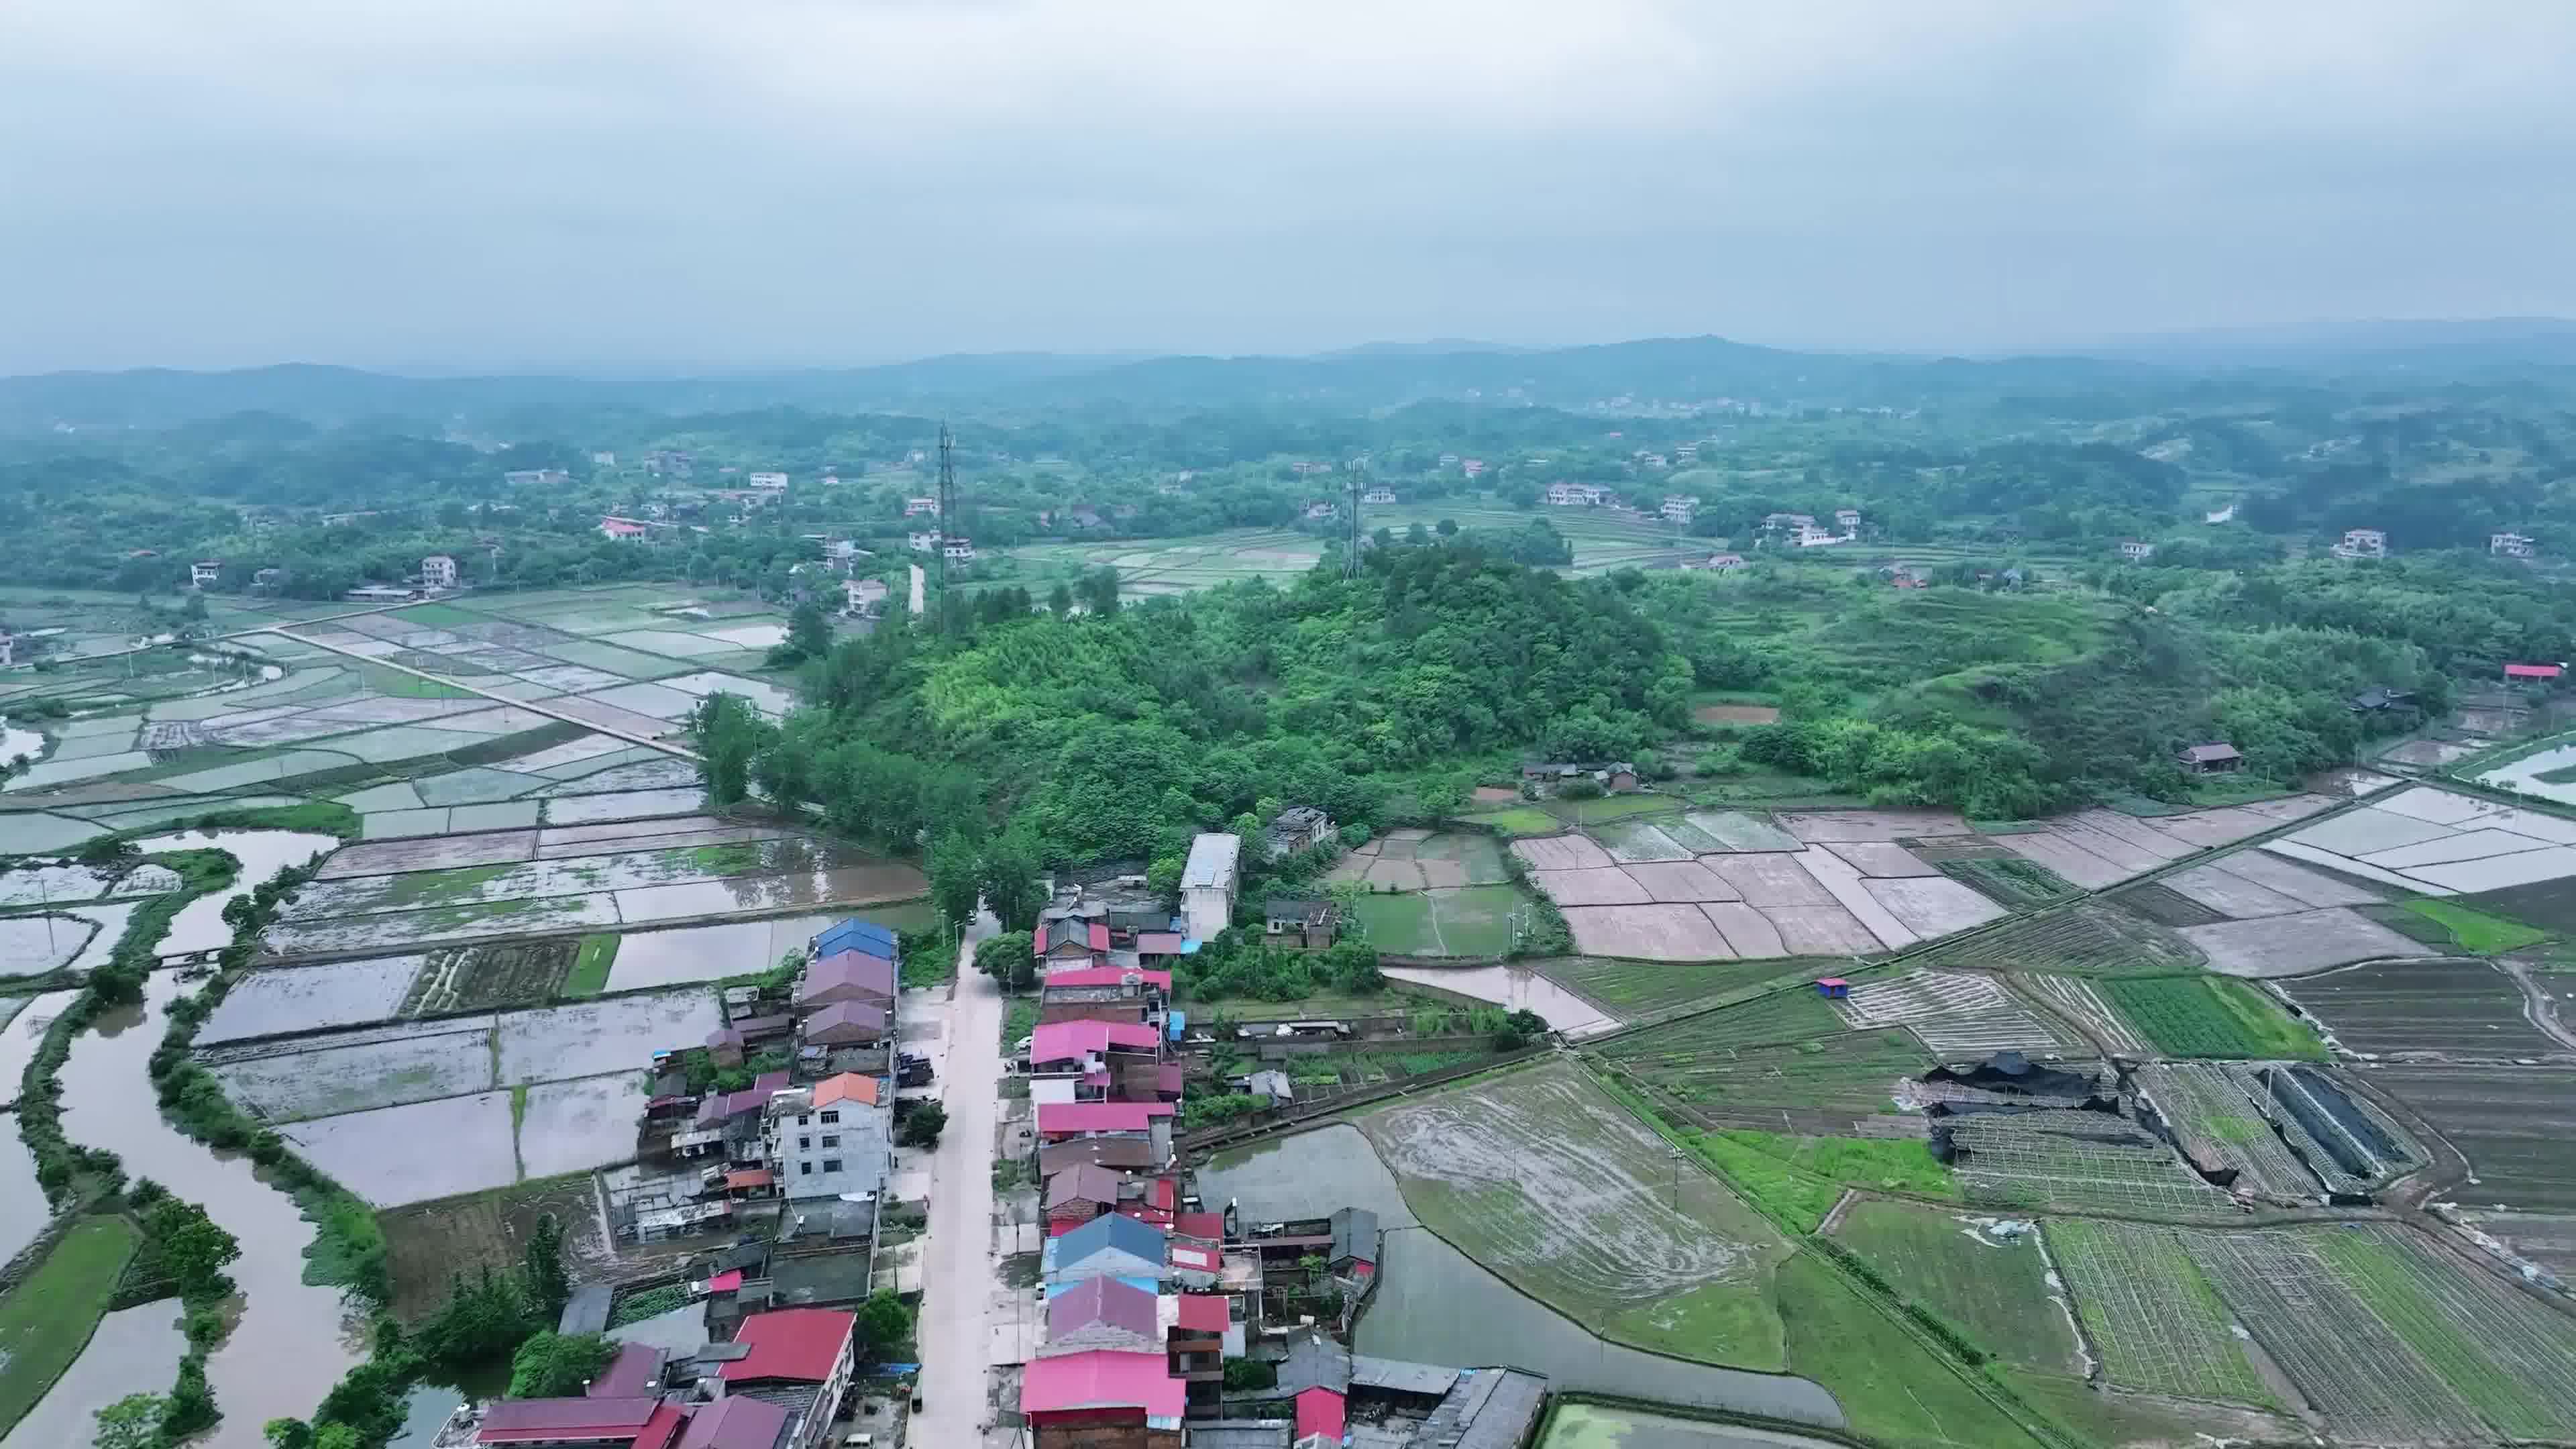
[1344,464,1364,580]
[935,422,957,617]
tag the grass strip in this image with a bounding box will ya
[0,1216,141,1436]
[564,933,619,996]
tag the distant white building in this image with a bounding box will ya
[2118,539,2157,562]
[941,537,976,562]
[1660,495,1697,525]
[1303,501,1338,521]
[2493,531,2536,558]
[904,497,940,516]
[843,577,888,616]
[1361,488,1396,505]
[1675,443,1700,464]
[502,468,570,486]
[421,555,458,589]
[1761,513,1815,531]
[189,561,221,586]
[1548,482,1610,506]
[1792,524,1845,548]
[1181,833,1242,941]
[1834,508,1862,538]
[908,530,942,553]
[748,471,788,490]
[590,451,616,467]
[2331,527,2388,559]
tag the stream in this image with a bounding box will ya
[8,830,362,1446]
[0,990,78,1265]
[131,829,339,957]
[1198,1126,1846,1428]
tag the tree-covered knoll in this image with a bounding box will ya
[729,541,1691,867]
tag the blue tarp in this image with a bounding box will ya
[1167,1010,1187,1042]
[815,918,898,957]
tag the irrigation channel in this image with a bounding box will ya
[0,989,76,1263]
[14,830,365,1448]
[1195,1125,1847,1432]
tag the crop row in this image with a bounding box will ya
[2044,1220,2275,1405]
[1909,904,2202,977]
[2102,976,2324,1060]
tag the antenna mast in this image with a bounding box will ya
[1344,464,1364,580]
[935,422,956,612]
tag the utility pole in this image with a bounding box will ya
[1344,465,1364,580]
[934,422,958,629]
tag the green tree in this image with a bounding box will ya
[264,1419,315,1449]
[416,1267,532,1375]
[927,835,983,932]
[973,930,1037,992]
[1048,581,1074,617]
[856,1289,914,1354]
[506,1331,616,1399]
[899,1101,947,1148]
[92,1393,164,1449]
[144,1195,242,1298]
[689,692,773,809]
[1414,771,1470,821]
[1434,517,1458,537]
[977,830,1047,932]
[521,1214,570,1323]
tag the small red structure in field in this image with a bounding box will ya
[2504,662,2565,682]
[1815,977,1849,999]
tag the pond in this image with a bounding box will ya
[52,970,365,1446]
[130,829,342,956]
[1197,1126,1845,1429]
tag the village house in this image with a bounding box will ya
[1301,500,1337,521]
[1019,1348,1185,1449]
[503,468,571,486]
[801,1000,887,1048]
[1180,833,1242,941]
[599,515,656,540]
[1460,458,1486,478]
[1761,512,1815,531]
[2493,531,2536,558]
[189,560,221,586]
[1039,967,1172,1027]
[2177,742,2244,775]
[800,949,895,1011]
[812,917,896,961]
[907,529,942,553]
[719,1307,859,1449]
[1834,508,1862,537]
[904,496,940,516]
[1518,760,1639,794]
[1361,487,1396,504]
[941,537,976,562]
[1682,551,1746,572]
[763,1072,890,1203]
[421,554,458,590]
[1263,900,1340,951]
[841,578,887,617]
[590,450,617,466]
[1791,523,1845,548]
[1038,917,1113,967]
[1660,494,1697,524]
[2505,662,2567,688]
[1546,482,1610,506]
[2118,539,2157,562]
[1260,806,1336,860]
[2331,527,2388,559]
[1036,1100,1175,1165]
[748,471,788,489]
[2349,686,2416,714]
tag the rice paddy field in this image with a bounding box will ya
[1359,1061,1797,1368]
[1827,1201,2084,1375]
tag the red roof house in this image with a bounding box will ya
[1029,1020,1161,1071]
[1019,1349,1185,1422]
[1042,966,1172,991]
[1295,1386,1348,1443]
[720,1307,857,1386]
[1043,1275,1165,1354]
[1037,1100,1174,1141]
[587,1343,665,1397]
[1170,1293,1230,1335]
[671,1398,790,1449]
[2506,662,2565,680]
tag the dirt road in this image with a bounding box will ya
[912,918,1002,1442]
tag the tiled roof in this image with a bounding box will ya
[1019,1350,1183,1417]
[1029,1020,1160,1063]
[720,1307,855,1384]
[812,1072,880,1108]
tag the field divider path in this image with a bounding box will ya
[258,626,704,763]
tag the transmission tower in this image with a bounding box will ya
[1344,465,1364,580]
[934,422,957,610]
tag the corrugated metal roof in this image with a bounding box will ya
[1181,833,1242,891]
[1348,1354,1458,1396]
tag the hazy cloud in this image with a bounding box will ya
[3,1,2571,371]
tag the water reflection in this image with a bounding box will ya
[56,971,364,1446]
[0,1301,187,1449]
[0,990,78,1264]
[131,830,341,956]
[1197,1127,1844,1428]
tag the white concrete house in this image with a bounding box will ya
[1180,833,1242,941]
[420,555,458,589]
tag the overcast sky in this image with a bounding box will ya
[4,1,2573,374]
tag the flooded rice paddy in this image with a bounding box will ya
[0,1301,188,1449]
[0,913,90,974]
[1197,1126,1843,1428]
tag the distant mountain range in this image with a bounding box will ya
[3,321,2569,434]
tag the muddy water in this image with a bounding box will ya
[0,989,78,1263]
[55,971,364,1446]
[132,829,341,956]
[0,1301,188,1449]
[1198,1126,1846,1428]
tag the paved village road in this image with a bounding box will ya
[914,918,1003,1442]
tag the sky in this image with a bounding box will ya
[5,1,2574,374]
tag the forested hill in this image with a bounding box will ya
[700,539,2576,873]
[21,327,2574,433]
[729,545,1693,866]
